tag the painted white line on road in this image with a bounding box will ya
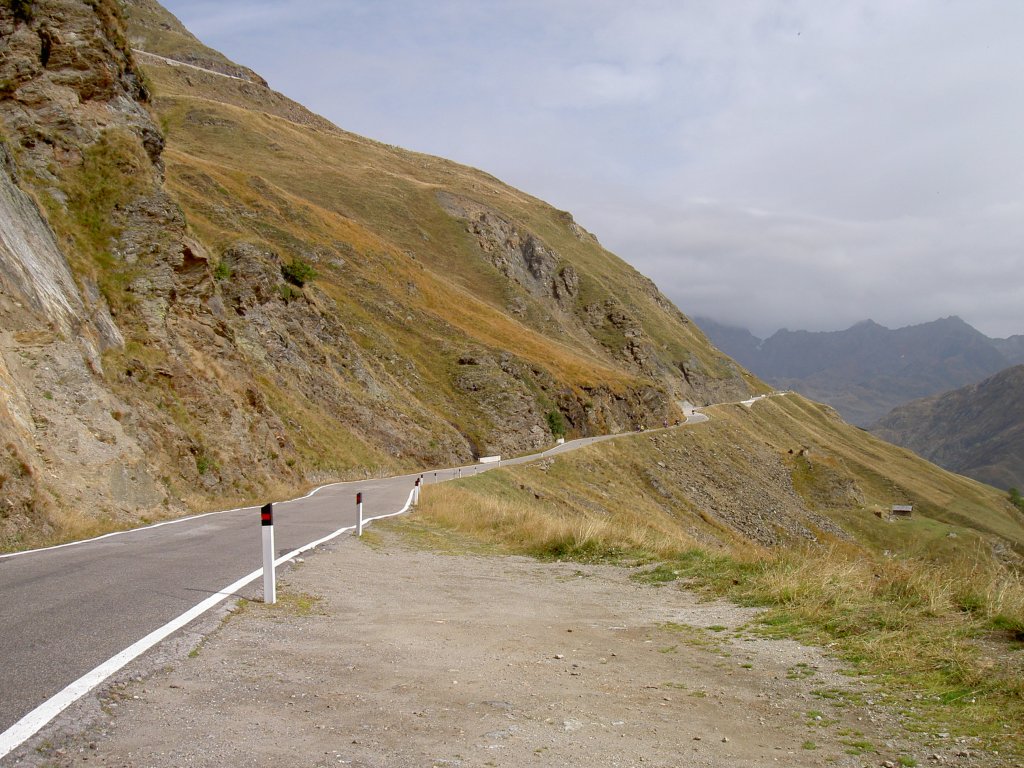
[0,563,259,760]
[2,442,575,561]
[0,473,366,561]
[0,487,421,760]
[0,507,253,561]
[2,392,744,564]
[2,413,713,563]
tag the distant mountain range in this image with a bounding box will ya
[871,365,1024,491]
[695,316,1024,426]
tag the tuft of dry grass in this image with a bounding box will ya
[418,483,695,562]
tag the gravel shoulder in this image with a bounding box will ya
[22,524,1003,768]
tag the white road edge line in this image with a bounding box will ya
[0,394,763,562]
[0,490,415,761]
[0,392,761,755]
[0,470,364,561]
[0,437,602,562]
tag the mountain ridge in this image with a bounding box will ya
[871,364,1024,491]
[696,315,1021,425]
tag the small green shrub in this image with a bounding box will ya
[213,260,231,281]
[195,453,216,475]
[1009,487,1023,512]
[546,409,566,438]
[7,0,34,23]
[281,257,317,287]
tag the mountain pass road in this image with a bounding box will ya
[0,412,713,759]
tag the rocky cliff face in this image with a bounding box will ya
[0,0,754,549]
[0,0,179,543]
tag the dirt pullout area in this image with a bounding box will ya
[32,527,997,768]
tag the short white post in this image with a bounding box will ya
[356,492,364,536]
[261,503,276,604]
[414,478,421,506]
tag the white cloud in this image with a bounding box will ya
[161,0,1024,338]
[540,63,661,109]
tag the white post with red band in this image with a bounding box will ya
[261,503,276,604]
[356,492,364,537]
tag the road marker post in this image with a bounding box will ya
[261,503,276,604]
[356,492,364,536]
[414,478,421,506]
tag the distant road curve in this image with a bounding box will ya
[132,49,252,82]
[0,430,647,759]
[0,397,755,762]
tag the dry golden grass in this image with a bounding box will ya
[140,54,741,400]
[419,482,697,561]
[419,475,1024,753]
[409,400,1024,753]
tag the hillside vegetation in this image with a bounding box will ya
[872,364,1024,491]
[415,394,1024,754]
[0,0,752,550]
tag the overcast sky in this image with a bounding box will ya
[158,1,1024,339]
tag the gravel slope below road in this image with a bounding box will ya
[23,526,1002,768]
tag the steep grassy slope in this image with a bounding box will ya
[872,365,1024,491]
[425,394,1024,562]
[0,0,751,549]
[416,395,1024,753]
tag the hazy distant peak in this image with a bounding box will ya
[698,314,1017,425]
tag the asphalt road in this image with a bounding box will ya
[0,424,672,756]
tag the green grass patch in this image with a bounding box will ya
[43,129,152,314]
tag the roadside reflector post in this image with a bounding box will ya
[356,492,364,536]
[261,503,276,604]
[414,478,421,506]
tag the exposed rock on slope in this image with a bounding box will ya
[0,0,753,548]
[0,0,178,543]
[871,365,1024,491]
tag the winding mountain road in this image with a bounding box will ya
[0,417,707,761]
